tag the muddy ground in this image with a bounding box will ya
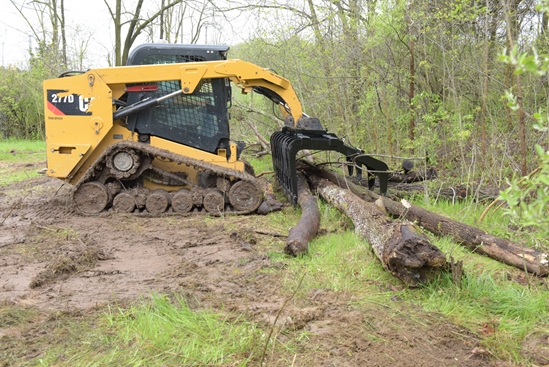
[0,169,519,366]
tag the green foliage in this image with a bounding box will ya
[244,152,273,174]
[499,145,549,244]
[0,66,50,140]
[0,39,61,140]
[498,24,549,244]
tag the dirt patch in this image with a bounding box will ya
[29,241,110,289]
[0,176,516,366]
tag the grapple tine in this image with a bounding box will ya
[271,126,389,205]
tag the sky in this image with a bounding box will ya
[0,0,257,68]
[1,0,111,66]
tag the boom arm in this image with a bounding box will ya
[92,59,304,124]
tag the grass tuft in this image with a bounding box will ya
[51,294,263,366]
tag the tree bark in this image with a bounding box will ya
[312,167,549,276]
[308,175,447,286]
[285,175,320,256]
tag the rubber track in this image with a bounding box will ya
[73,141,263,215]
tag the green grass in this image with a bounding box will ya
[0,138,46,186]
[404,197,549,360]
[0,305,39,328]
[411,269,549,360]
[268,202,398,302]
[245,152,273,175]
[37,295,263,366]
[264,200,549,363]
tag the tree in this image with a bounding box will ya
[9,0,67,74]
[147,0,219,44]
[103,0,185,66]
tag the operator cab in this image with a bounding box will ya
[125,44,232,155]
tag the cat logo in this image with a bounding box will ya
[47,90,93,116]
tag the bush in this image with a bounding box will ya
[0,64,50,140]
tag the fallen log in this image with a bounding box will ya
[388,168,437,183]
[354,176,502,202]
[308,175,447,286]
[285,174,320,256]
[387,183,502,203]
[312,167,549,276]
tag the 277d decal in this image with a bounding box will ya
[47,90,92,116]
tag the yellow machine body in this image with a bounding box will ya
[44,59,303,190]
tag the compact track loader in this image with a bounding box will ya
[44,43,388,215]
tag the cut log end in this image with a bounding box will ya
[382,224,447,286]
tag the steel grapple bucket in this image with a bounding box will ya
[270,127,389,205]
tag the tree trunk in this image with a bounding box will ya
[408,0,416,147]
[285,175,320,256]
[313,167,549,276]
[60,0,67,68]
[308,175,447,286]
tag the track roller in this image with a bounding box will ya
[228,181,262,212]
[73,182,110,215]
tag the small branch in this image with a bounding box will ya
[245,120,271,150]
[256,171,274,178]
[253,230,287,238]
[234,101,284,129]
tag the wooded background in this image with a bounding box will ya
[1,0,548,187]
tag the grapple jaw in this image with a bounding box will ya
[270,125,389,205]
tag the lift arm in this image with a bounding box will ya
[92,59,304,124]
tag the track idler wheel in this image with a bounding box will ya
[228,181,262,212]
[73,182,110,215]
